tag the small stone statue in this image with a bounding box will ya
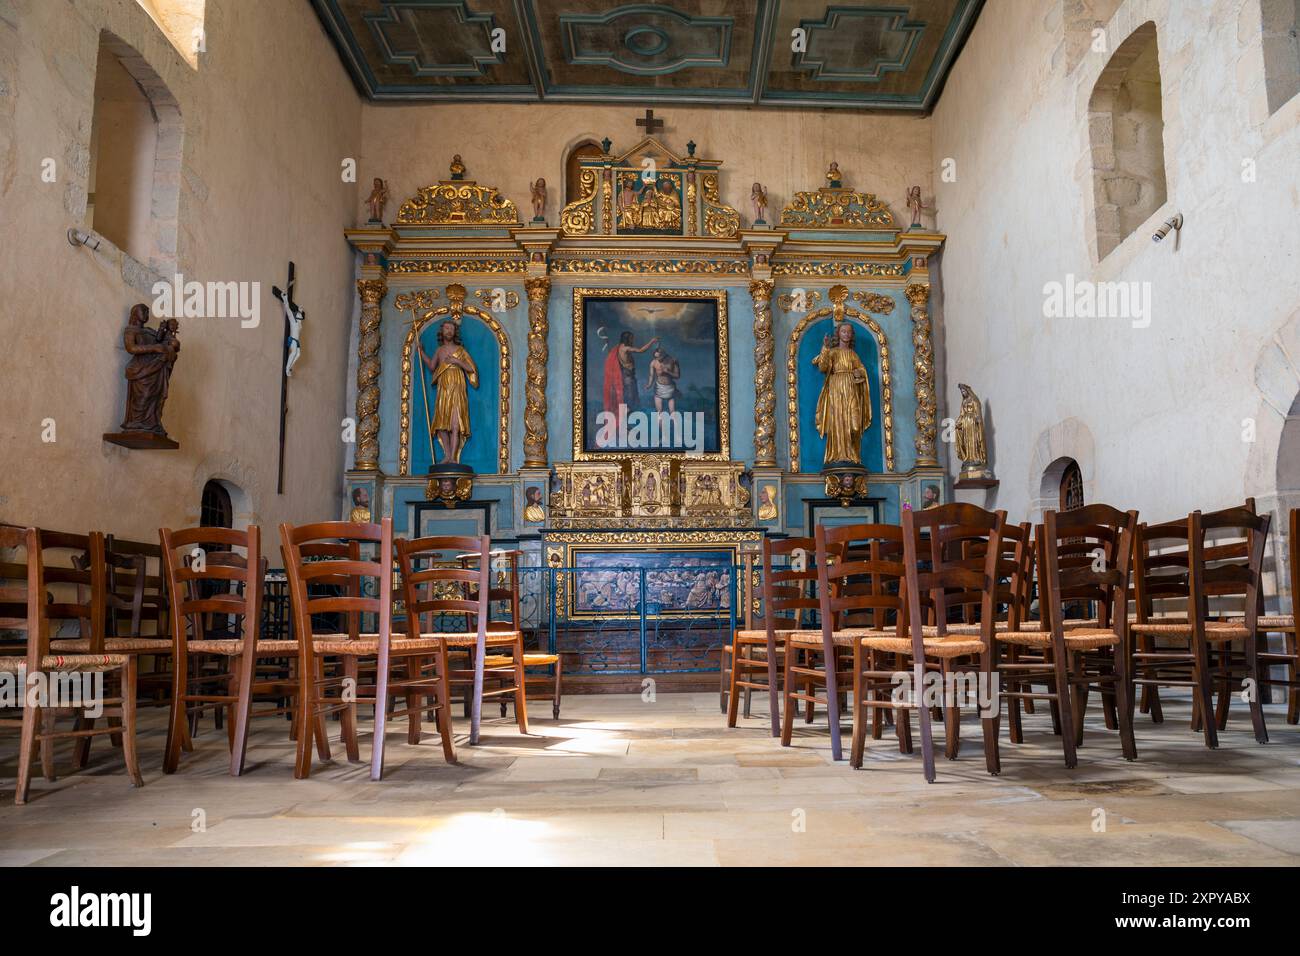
[955,383,994,480]
[750,182,768,225]
[365,177,388,223]
[118,303,180,436]
[826,161,842,188]
[530,177,547,222]
[906,185,923,229]
[449,154,466,180]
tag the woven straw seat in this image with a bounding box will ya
[484,652,558,667]
[1257,615,1295,630]
[859,633,985,659]
[789,627,891,648]
[1129,621,1248,641]
[185,639,299,655]
[0,654,129,673]
[733,629,811,643]
[996,627,1121,649]
[49,637,171,653]
[310,634,467,655]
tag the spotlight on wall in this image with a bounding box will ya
[1152,213,1183,243]
[67,227,101,250]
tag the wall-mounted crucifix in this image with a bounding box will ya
[636,109,664,136]
[271,261,305,495]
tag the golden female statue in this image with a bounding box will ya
[813,321,871,465]
[955,383,992,479]
[419,320,478,464]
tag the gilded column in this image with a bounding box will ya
[906,283,938,466]
[354,278,387,471]
[523,276,551,467]
[750,279,776,467]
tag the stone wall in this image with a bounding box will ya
[932,0,1300,533]
[0,0,362,539]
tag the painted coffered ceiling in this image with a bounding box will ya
[311,0,982,111]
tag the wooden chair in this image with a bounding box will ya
[721,550,759,715]
[158,525,299,775]
[726,537,810,736]
[395,534,521,745]
[858,504,1006,782]
[1131,505,1270,748]
[0,527,143,804]
[282,518,456,780]
[1255,507,1300,725]
[479,550,564,720]
[987,505,1140,767]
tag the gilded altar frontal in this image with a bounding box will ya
[3,0,1300,881]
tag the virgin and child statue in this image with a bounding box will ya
[813,320,871,465]
[418,319,478,465]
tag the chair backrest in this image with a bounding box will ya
[104,535,167,637]
[1132,515,1191,623]
[459,548,521,632]
[1190,504,1269,627]
[281,520,394,651]
[160,526,262,653]
[815,523,904,634]
[395,534,491,640]
[901,503,1006,639]
[1038,504,1138,634]
[0,527,45,667]
[759,535,817,636]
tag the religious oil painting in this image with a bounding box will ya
[569,548,736,620]
[615,171,684,236]
[574,288,730,461]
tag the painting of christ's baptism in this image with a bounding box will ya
[580,293,725,456]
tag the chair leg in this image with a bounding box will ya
[719,644,729,714]
[780,640,796,747]
[1191,632,1219,749]
[1213,645,1232,731]
[229,652,256,777]
[340,656,360,763]
[313,658,331,761]
[981,649,1001,776]
[15,701,39,805]
[1285,630,1298,724]
[406,656,423,745]
[726,645,744,728]
[372,646,391,781]
[1113,641,1137,761]
[293,654,315,780]
[552,659,563,719]
[941,661,959,761]
[1244,632,1269,745]
[1072,652,1088,749]
[513,637,529,735]
[850,643,867,769]
[914,661,936,783]
[1052,647,1078,769]
[436,642,457,763]
[163,649,187,774]
[824,640,843,762]
[120,660,144,788]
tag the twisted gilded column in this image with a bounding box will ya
[523,277,551,468]
[749,279,776,467]
[354,278,387,471]
[906,283,938,466]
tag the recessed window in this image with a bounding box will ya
[135,0,206,69]
[200,480,233,529]
[1261,0,1300,115]
[1088,22,1167,260]
[565,140,605,206]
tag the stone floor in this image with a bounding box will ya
[1,691,1298,866]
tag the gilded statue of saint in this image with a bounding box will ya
[419,320,478,464]
[955,383,992,479]
[813,321,871,465]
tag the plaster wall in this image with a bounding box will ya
[0,0,362,539]
[931,0,1300,525]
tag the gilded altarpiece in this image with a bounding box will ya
[344,139,947,678]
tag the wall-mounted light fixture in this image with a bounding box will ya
[1152,213,1183,244]
[67,227,102,250]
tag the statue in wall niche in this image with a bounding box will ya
[449,155,466,180]
[530,178,547,222]
[418,319,478,465]
[750,182,768,225]
[117,304,180,437]
[365,177,388,223]
[813,320,871,466]
[349,486,372,523]
[955,383,994,480]
[826,162,842,188]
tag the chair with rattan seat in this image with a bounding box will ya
[0,526,144,804]
[1253,508,1299,725]
[158,525,299,775]
[857,504,1007,782]
[476,550,563,720]
[396,534,521,746]
[283,518,458,780]
[988,505,1140,766]
[1131,505,1270,748]
[725,536,812,736]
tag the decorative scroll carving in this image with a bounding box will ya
[749,279,776,468]
[395,283,510,476]
[787,284,895,473]
[601,169,614,235]
[780,187,896,229]
[701,172,740,238]
[474,288,519,310]
[389,258,526,275]
[777,289,822,313]
[550,257,748,275]
[354,278,387,471]
[852,290,896,314]
[686,172,698,236]
[396,181,519,226]
[906,283,937,466]
[772,261,906,278]
[522,277,551,468]
[561,167,597,236]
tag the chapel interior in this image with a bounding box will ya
[1,0,1299,870]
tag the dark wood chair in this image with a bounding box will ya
[1255,507,1300,725]
[480,550,564,720]
[0,527,143,804]
[395,534,519,746]
[159,525,299,775]
[728,536,813,736]
[282,518,455,780]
